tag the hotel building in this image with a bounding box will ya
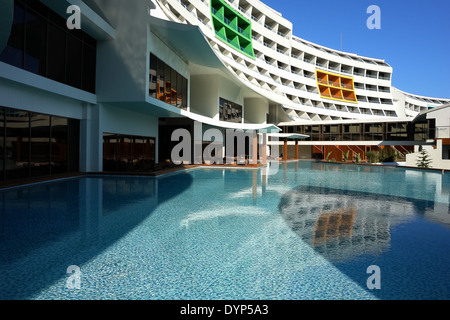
[1,0,449,184]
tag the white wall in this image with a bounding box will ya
[244,97,268,124]
[190,74,219,118]
[190,74,245,120]
[406,141,450,170]
[95,0,152,102]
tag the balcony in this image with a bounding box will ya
[316,69,358,104]
[211,0,255,59]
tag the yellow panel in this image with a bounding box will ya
[315,69,358,104]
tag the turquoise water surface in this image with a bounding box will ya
[0,161,449,300]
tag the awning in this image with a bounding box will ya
[183,109,281,133]
[268,133,310,139]
[148,15,224,69]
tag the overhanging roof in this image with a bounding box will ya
[185,110,281,133]
[148,16,225,69]
[268,133,310,140]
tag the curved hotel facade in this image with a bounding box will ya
[0,0,449,183]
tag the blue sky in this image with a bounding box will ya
[261,0,450,99]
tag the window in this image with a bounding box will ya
[30,113,50,177]
[103,133,156,172]
[0,106,79,183]
[219,98,242,123]
[47,22,66,83]
[363,123,383,141]
[0,0,97,93]
[66,33,83,89]
[343,124,361,141]
[387,122,409,141]
[0,2,25,69]
[24,6,47,75]
[149,53,188,110]
[5,109,30,180]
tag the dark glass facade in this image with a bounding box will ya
[0,0,97,93]
[0,107,80,183]
[149,53,188,110]
[103,133,156,172]
[284,120,434,142]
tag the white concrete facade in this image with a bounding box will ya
[406,105,450,170]
[155,0,450,124]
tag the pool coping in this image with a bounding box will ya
[0,159,446,190]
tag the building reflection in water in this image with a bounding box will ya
[278,185,427,262]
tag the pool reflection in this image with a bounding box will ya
[278,185,432,262]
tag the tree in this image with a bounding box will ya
[416,149,432,168]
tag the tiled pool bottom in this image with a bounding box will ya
[1,161,449,300]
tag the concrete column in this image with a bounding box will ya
[261,133,267,165]
[252,131,258,165]
[295,139,299,159]
[283,137,288,161]
[80,103,101,173]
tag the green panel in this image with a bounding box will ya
[210,0,255,59]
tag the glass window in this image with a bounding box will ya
[51,116,69,174]
[219,98,242,123]
[5,109,30,180]
[0,1,96,93]
[103,133,155,173]
[156,58,165,101]
[150,53,188,109]
[66,33,83,89]
[0,2,25,68]
[182,77,188,110]
[67,118,80,173]
[164,66,172,104]
[0,107,79,182]
[149,54,157,98]
[30,113,50,177]
[176,73,183,108]
[24,7,47,75]
[103,133,118,172]
[170,68,177,106]
[47,23,66,83]
[82,42,96,93]
[0,108,4,179]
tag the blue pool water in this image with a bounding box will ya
[0,161,449,300]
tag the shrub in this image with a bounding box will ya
[366,151,379,163]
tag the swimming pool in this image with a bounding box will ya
[0,161,449,300]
